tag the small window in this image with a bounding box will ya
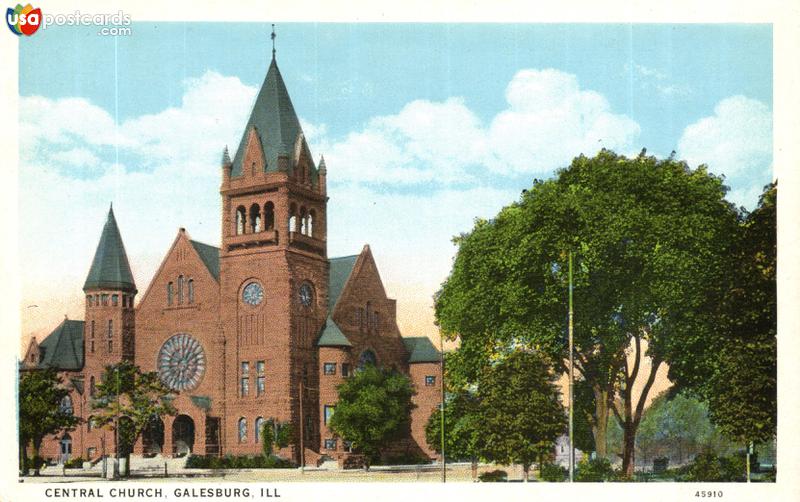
[101,294,109,306]
[187,279,194,304]
[87,416,95,431]
[425,375,436,387]
[238,418,247,443]
[87,295,93,307]
[167,282,174,306]
[87,447,97,459]
[255,417,264,443]
[59,395,73,415]
[343,440,353,452]
[90,376,96,397]
[107,320,113,353]
[241,377,249,397]
[341,363,350,377]
[242,361,250,374]
[324,438,337,450]
[177,275,184,305]
[323,363,336,375]
[324,405,335,425]
[257,376,265,396]
[111,294,119,306]
[257,361,265,375]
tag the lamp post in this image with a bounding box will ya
[568,250,574,483]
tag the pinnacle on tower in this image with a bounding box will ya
[222,145,231,166]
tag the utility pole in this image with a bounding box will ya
[568,250,575,483]
[440,330,446,483]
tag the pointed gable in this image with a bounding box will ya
[35,320,85,371]
[83,207,136,292]
[231,58,315,178]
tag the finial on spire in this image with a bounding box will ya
[271,24,276,60]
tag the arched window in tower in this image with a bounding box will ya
[167,282,174,306]
[238,418,247,443]
[300,207,307,235]
[249,204,261,233]
[288,203,297,233]
[188,279,194,304]
[236,206,246,235]
[308,210,315,237]
[264,202,275,231]
[177,275,184,305]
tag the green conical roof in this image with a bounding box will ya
[231,57,315,178]
[83,206,136,292]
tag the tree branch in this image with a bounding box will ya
[629,331,642,387]
[633,357,662,429]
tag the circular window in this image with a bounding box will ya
[242,282,264,305]
[157,333,206,391]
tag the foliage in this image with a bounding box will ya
[425,389,482,462]
[63,456,85,469]
[372,452,430,466]
[185,454,294,469]
[91,361,176,469]
[476,350,566,474]
[328,365,415,466]
[478,469,508,482]
[685,451,747,482]
[18,369,81,473]
[575,457,617,482]
[260,419,293,457]
[435,149,740,476]
[23,456,46,472]
[539,462,568,482]
[705,184,776,445]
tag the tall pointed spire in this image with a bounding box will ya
[271,23,276,61]
[83,205,137,292]
[230,37,313,178]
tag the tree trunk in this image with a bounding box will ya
[32,438,41,476]
[523,464,529,482]
[592,386,610,459]
[20,439,29,476]
[471,458,478,481]
[621,423,636,478]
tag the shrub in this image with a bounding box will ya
[375,452,430,466]
[686,451,748,482]
[64,457,84,469]
[23,456,46,472]
[539,463,567,482]
[478,469,508,482]
[575,457,616,482]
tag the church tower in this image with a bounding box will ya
[82,206,137,397]
[219,43,328,460]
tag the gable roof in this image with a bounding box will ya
[328,255,358,311]
[83,207,136,292]
[231,57,316,179]
[402,336,441,363]
[190,240,220,281]
[316,317,352,347]
[37,320,84,371]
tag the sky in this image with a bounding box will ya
[17,23,773,350]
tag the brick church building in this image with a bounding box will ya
[21,49,442,466]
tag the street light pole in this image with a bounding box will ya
[568,250,575,483]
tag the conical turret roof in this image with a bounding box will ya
[83,206,136,292]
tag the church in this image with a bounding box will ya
[21,46,442,467]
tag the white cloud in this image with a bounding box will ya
[624,63,692,98]
[48,147,101,167]
[310,69,641,183]
[677,95,772,208]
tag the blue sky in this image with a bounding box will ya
[18,23,773,341]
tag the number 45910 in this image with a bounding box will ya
[695,491,723,498]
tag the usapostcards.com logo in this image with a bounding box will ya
[6,3,41,36]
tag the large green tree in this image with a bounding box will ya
[476,350,566,481]
[91,361,175,477]
[672,184,777,453]
[328,365,415,468]
[436,149,739,477]
[18,368,80,475]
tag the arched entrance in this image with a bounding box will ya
[59,433,72,464]
[142,417,165,455]
[172,415,195,457]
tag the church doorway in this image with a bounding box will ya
[172,415,195,457]
[142,417,165,456]
[59,433,72,464]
